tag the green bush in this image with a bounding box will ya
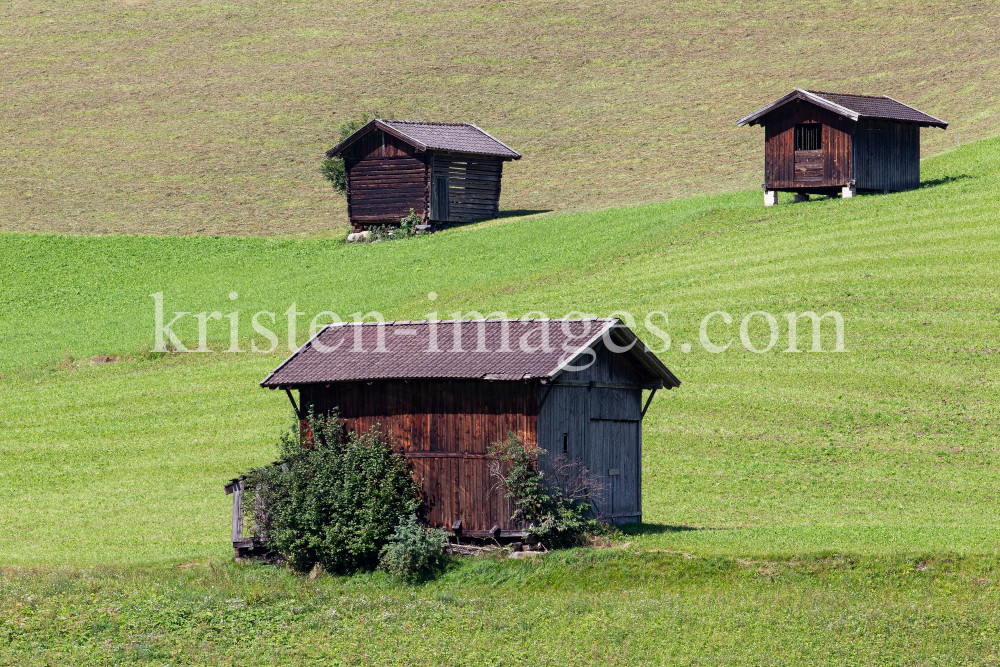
[321,116,370,194]
[489,431,608,548]
[320,157,347,193]
[379,515,450,582]
[241,411,421,573]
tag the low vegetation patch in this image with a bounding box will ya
[364,209,422,243]
[378,515,450,582]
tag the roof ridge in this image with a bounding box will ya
[381,119,473,127]
[324,317,618,327]
[808,90,887,100]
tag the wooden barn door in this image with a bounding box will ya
[587,419,640,521]
[432,176,450,221]
[793,123,823,186]
[587,387,642,523]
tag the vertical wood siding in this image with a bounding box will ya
[536,344,645,524]
[301,380,535,532]
[852,119,920,191]
[344,130,428,226]
[430,154,503,223]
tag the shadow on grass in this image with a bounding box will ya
[494,209,553,219]
[618,523,721,537]
[921,174,972,188]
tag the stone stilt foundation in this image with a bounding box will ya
[842,184,856,199]
[764,189,777,207]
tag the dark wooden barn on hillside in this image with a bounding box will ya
[738,89,947,205]
[237,319,678,547]
[326,119,521,231]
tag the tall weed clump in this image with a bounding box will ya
[379,515,450,582]
[489,431,610,548]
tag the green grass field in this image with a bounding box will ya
[2,1,998,235]
[3,134,1000,662]
[3,137,998,560]
[3,554,1000,665]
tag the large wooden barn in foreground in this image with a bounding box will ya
[738,89,947,205]
[229,319,679,550]
[326,119,521,231]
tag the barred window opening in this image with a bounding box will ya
[795,124,823,151]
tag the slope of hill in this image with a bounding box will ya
[1,137,997,565]
[1,1,997,235]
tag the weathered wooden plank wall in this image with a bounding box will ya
[301,379,535,532]
[430,154,503,223]
[853,119,920,191]
[344,130,428,226]
[536,344,645,524]
[763,103,852,190]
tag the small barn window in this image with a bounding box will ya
[563,433,568,454]
[794,124,822,151]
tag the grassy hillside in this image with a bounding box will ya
[2,138,998,566]
[2,1,998,235]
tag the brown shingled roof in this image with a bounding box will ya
[261,319,679,388]
[737,89,947,128]
[327,119,521,159]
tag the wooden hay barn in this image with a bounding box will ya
[231,318,679,550]
[738,89,947,205]
[326,119,521,231]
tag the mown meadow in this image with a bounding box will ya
[2,139,999,663]
[2,0,997,235]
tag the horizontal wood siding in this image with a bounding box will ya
[763,100,853,189]
[853,119,920,192]
[344,130,428,226]
[301,380,535,532]
[430,154,503,223]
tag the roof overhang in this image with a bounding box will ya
[737,89,860,127]
[259,318,680,389]
[546,323,681,389]
[326,119,425,158]
[737,89,948,129]
[326,120,522,160]
[882,96,949,129]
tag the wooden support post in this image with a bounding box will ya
[641,389,658,420]
[284,387,302,419]
[231,480,243,546]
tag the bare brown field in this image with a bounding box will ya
[1,0,997,236]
